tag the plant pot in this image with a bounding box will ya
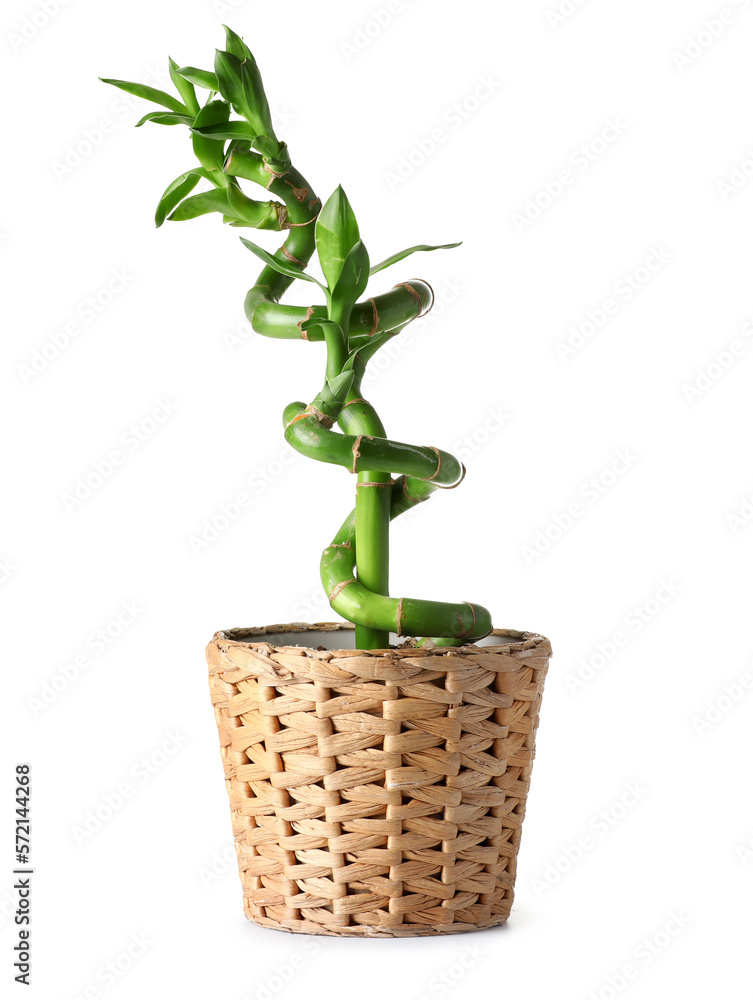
[206,622,551,938]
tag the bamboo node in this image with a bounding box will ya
[368,298,379,336]
[281,245,304,266]
[436,463,467,490]
[284,181,309,202]
[424,447,443,482]
[305,404,333,428]
[328,579,356,602]
[298,305,315,340]
[459,602,477,638]
[351,435,364,474]
[392,281,423,310]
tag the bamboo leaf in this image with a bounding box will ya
[369,242,461,275]
[99,77,186,114]
[168,189,233,221]
[332,240,370,308]
[327,370,355,401]
[176,66,219,91]
[222,24,255,61]
[191,100,230,173]
[239,237,325,288]
[214,49,275,139]
[136,111,194,127]
[316,186,361,290]
[169,57,199,115]
[191,120,257,142]
[155,169,209,228]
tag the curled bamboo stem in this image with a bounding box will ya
[103,28,492,648]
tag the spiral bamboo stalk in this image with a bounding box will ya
[102,25,492,649]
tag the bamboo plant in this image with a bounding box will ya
[102,26,492,650]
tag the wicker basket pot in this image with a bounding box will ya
[206,623,551,938]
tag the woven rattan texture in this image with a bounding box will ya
[207,623,551,937]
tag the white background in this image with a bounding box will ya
[3,0,753,997]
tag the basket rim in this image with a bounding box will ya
[210,622,551,658]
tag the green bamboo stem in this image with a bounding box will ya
[320,499,490,642]
[340,401,390,649]
[283,405,464,485]
[243,280,432,344]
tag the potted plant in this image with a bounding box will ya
[102,26,552,938]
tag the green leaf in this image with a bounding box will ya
[332,240,370,308]
[136,111,194,127]
[316,186,361,290]
[239,237,325,288]
[327,370,355,401]
[302,319,347,360]
[214,49,275,139]
[99,78,186,114]
[191,120,257,142]
[168,189,233,221]
[169,57,199,116]
[155,169,209,228]
[191,101,231,174]
[222,24,254,61]
[175,66,219,91]
[369,242,461,275]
